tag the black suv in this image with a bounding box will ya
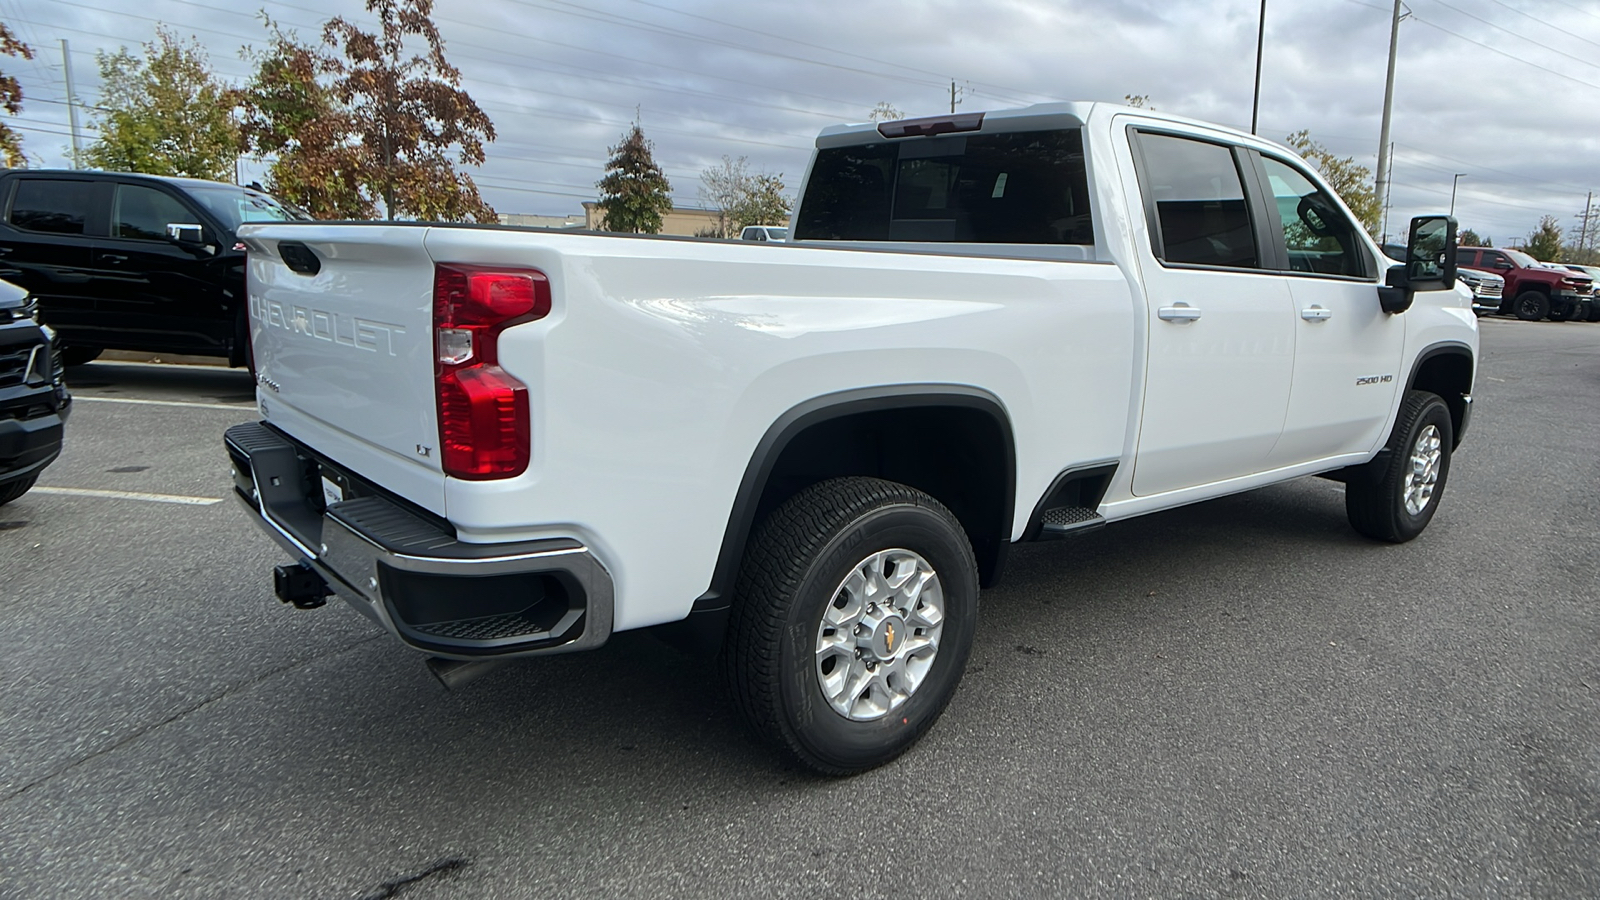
[0,278,69,506]
[0,170,301,367]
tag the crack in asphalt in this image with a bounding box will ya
[0,634,384,806]
[358,858,471,900]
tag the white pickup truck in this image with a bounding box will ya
[227,102,1477,774]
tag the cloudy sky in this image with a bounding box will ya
[4,0,1598,245]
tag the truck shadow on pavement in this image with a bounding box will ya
[65,361,256,405]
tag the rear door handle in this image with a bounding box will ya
[101,254,128,264]
[1300,305,1333,322]
[1157,303,1202,322]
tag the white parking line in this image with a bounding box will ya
[30,487,224,506]
[72,396,254,411]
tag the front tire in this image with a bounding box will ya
[722,477,979,774]
[1346,390,1454,543]
[0,475,38,507]
[1513,291,1550,321]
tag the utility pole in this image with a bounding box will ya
[1251,0,1267,134]
[1450,173,1465,217]
[1581,191,1594,252]
[949,80,964,114]
[1375,0,1404,217]
[61,40,84,169]
[1380,142,1394,242]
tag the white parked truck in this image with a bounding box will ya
[227,103,1477,773]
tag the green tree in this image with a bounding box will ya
[85,28,239,180]
[1458,228,1490,248]
[1523,215,1562,261]
[0,23,34,168]
[237,19,373,218]
[597,122,672,234]
[698,155,790,237]
[728,172,791,231]
[1123,93,1154,109]
[322,0,496,222]
[1285,130,1381,238]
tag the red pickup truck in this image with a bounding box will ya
[1457,247,1594,321]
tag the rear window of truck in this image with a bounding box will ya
[794,129,1092,244]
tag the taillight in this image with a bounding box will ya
[433,264,550,479]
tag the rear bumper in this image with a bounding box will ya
[224,421,613,660]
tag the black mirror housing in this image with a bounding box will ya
[1404,215,1457,291]
[166,223,205,245]
[1379,265,1414,314]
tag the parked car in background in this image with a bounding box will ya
[1558,264,1600,321]
[0,278,69,506]
[0,170,304,367]
[1456,246,1592,321]
[739,225,787,242]
[1386,243,1503,315]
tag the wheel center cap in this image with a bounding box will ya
[870,614,907,661]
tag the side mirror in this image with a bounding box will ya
[166,223,205,244]
[1377,215,1458,315]
[1405,215,1457,291]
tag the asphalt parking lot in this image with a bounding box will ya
[1,318,1596,899]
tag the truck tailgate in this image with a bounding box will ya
[240,224,444,503]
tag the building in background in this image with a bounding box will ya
[498,212,587,229]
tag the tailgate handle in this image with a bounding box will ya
[278,241,322,276]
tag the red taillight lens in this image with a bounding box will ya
[433,264,550,480]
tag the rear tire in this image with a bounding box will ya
[1548,300,1580,322]
[721,477,979,774]
[60,346,101,367]
[0,475,37,507]
[1346,390,1453,543]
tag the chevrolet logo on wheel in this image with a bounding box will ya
[884,622,896,653]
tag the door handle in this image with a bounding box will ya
[1300,305,1333,322]
[1157,303,1202,322]
[101,254,129,263]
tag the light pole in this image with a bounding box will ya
[1450,173,1465,216]
[1251,0,1267,134]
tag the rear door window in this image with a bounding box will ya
[114,184,197,241]
[794,128,1092,244]
[8,179,102,235]
[1133,132,1259,269]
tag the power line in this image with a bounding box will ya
[1477,0,1600,51]
[1408,11,1600,91]
[1422,0,1600,74]
[611,0,1049,106]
